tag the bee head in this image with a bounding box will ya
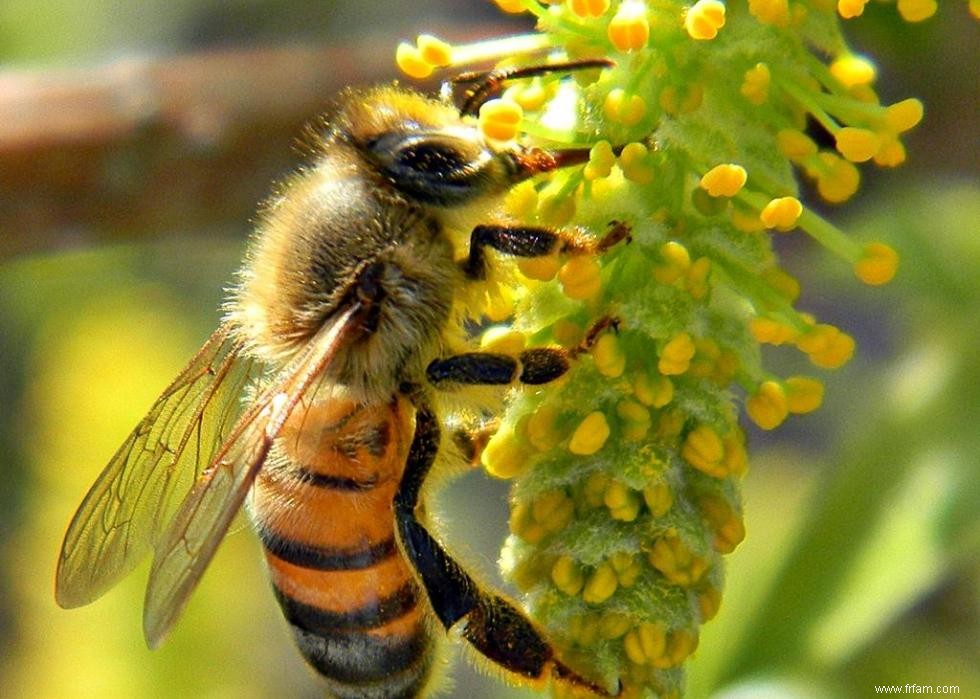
[331,86,531,206]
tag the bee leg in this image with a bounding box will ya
[394,403,616,697]
[427,315,621,390]
[451,420,498,466]
[463,221,631,279]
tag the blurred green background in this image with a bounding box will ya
[1,2,977,698]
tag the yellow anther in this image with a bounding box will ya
[777,129,818,161]
[885,98,924,133]
[760,196,803,232]
[616,399,651,441]
[619,141,648,168]
[666,628,700,666]
[584,471,610,508]
[750,316,798,345]
[637,622,668,661]
[837,0,869,19]
[722,432,749,477]
[538,188,576,226]
[568,0,610,18]
[599,613,631,639]
[532,490,575,533]
[552,555,585,596]
[648,535,709,586]
[700,163,748,198]
[624,629,648,665]
[478,98,523,142]
[505,181,538,218]
[746,380,789,430]
[785,376,825,414]
[688,337,719,379]
[604,481,641,521]
[481,428,527,479]
[740,63,771,105]
[569,411,611,455]
[416,35,452,67]
[656,408,685,440]
[526,404,563,451]
[511,79,552,112]
[584,140,616,181]
[685,0,726,40]
[643,482,673,517]
[830,54,876,88]
[603,88,647,126]
[480,327,526,356]
[698,584,723,621]
[835,127,881,163]
[395,42,433,79]
[682,424,724,473]
[633,372,674,408]
[816,152,861,203]
[582,562,618,603]
[658,332,696,376]
[897,0,937,21]
[608,1,650,52]
[618,141,654,184]
[518,252,561,281]
[748,0,791,26]
[558,255,602,299]
[509,502,547,543]
[855,241,899,285]
[593,333,626,377]
[494,0,527,12]
[797,324,855,369]
[873,135,907,167]
[686,257,711,299]
[653,241,691,284]
[970,0,980,19]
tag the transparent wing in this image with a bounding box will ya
[56,322,260,608]
[142,304,361,648]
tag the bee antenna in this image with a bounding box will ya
[454,58,614,117]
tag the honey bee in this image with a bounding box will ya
[56,60,625,698]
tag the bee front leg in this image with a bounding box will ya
[394,402,615,697]
[462,221,631,280]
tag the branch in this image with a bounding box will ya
[0,42,408,258]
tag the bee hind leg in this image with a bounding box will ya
[394,402,616,697]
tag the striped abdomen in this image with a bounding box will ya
[250,393,434,698]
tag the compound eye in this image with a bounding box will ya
[367,131,496,206]
[395,142,468,178]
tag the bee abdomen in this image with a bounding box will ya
[251,396,434,697]
[275,579,432,699]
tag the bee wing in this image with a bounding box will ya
[142,303,362,648]
[56,322,259,609]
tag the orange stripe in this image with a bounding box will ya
[266,549,415,613]
[253,470,397,548]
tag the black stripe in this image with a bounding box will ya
[273,581,418,634]
[295,467,381,491]
[291,623,431,685]
[258,523,397,571]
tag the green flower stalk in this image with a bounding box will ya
[393,1,957,696]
